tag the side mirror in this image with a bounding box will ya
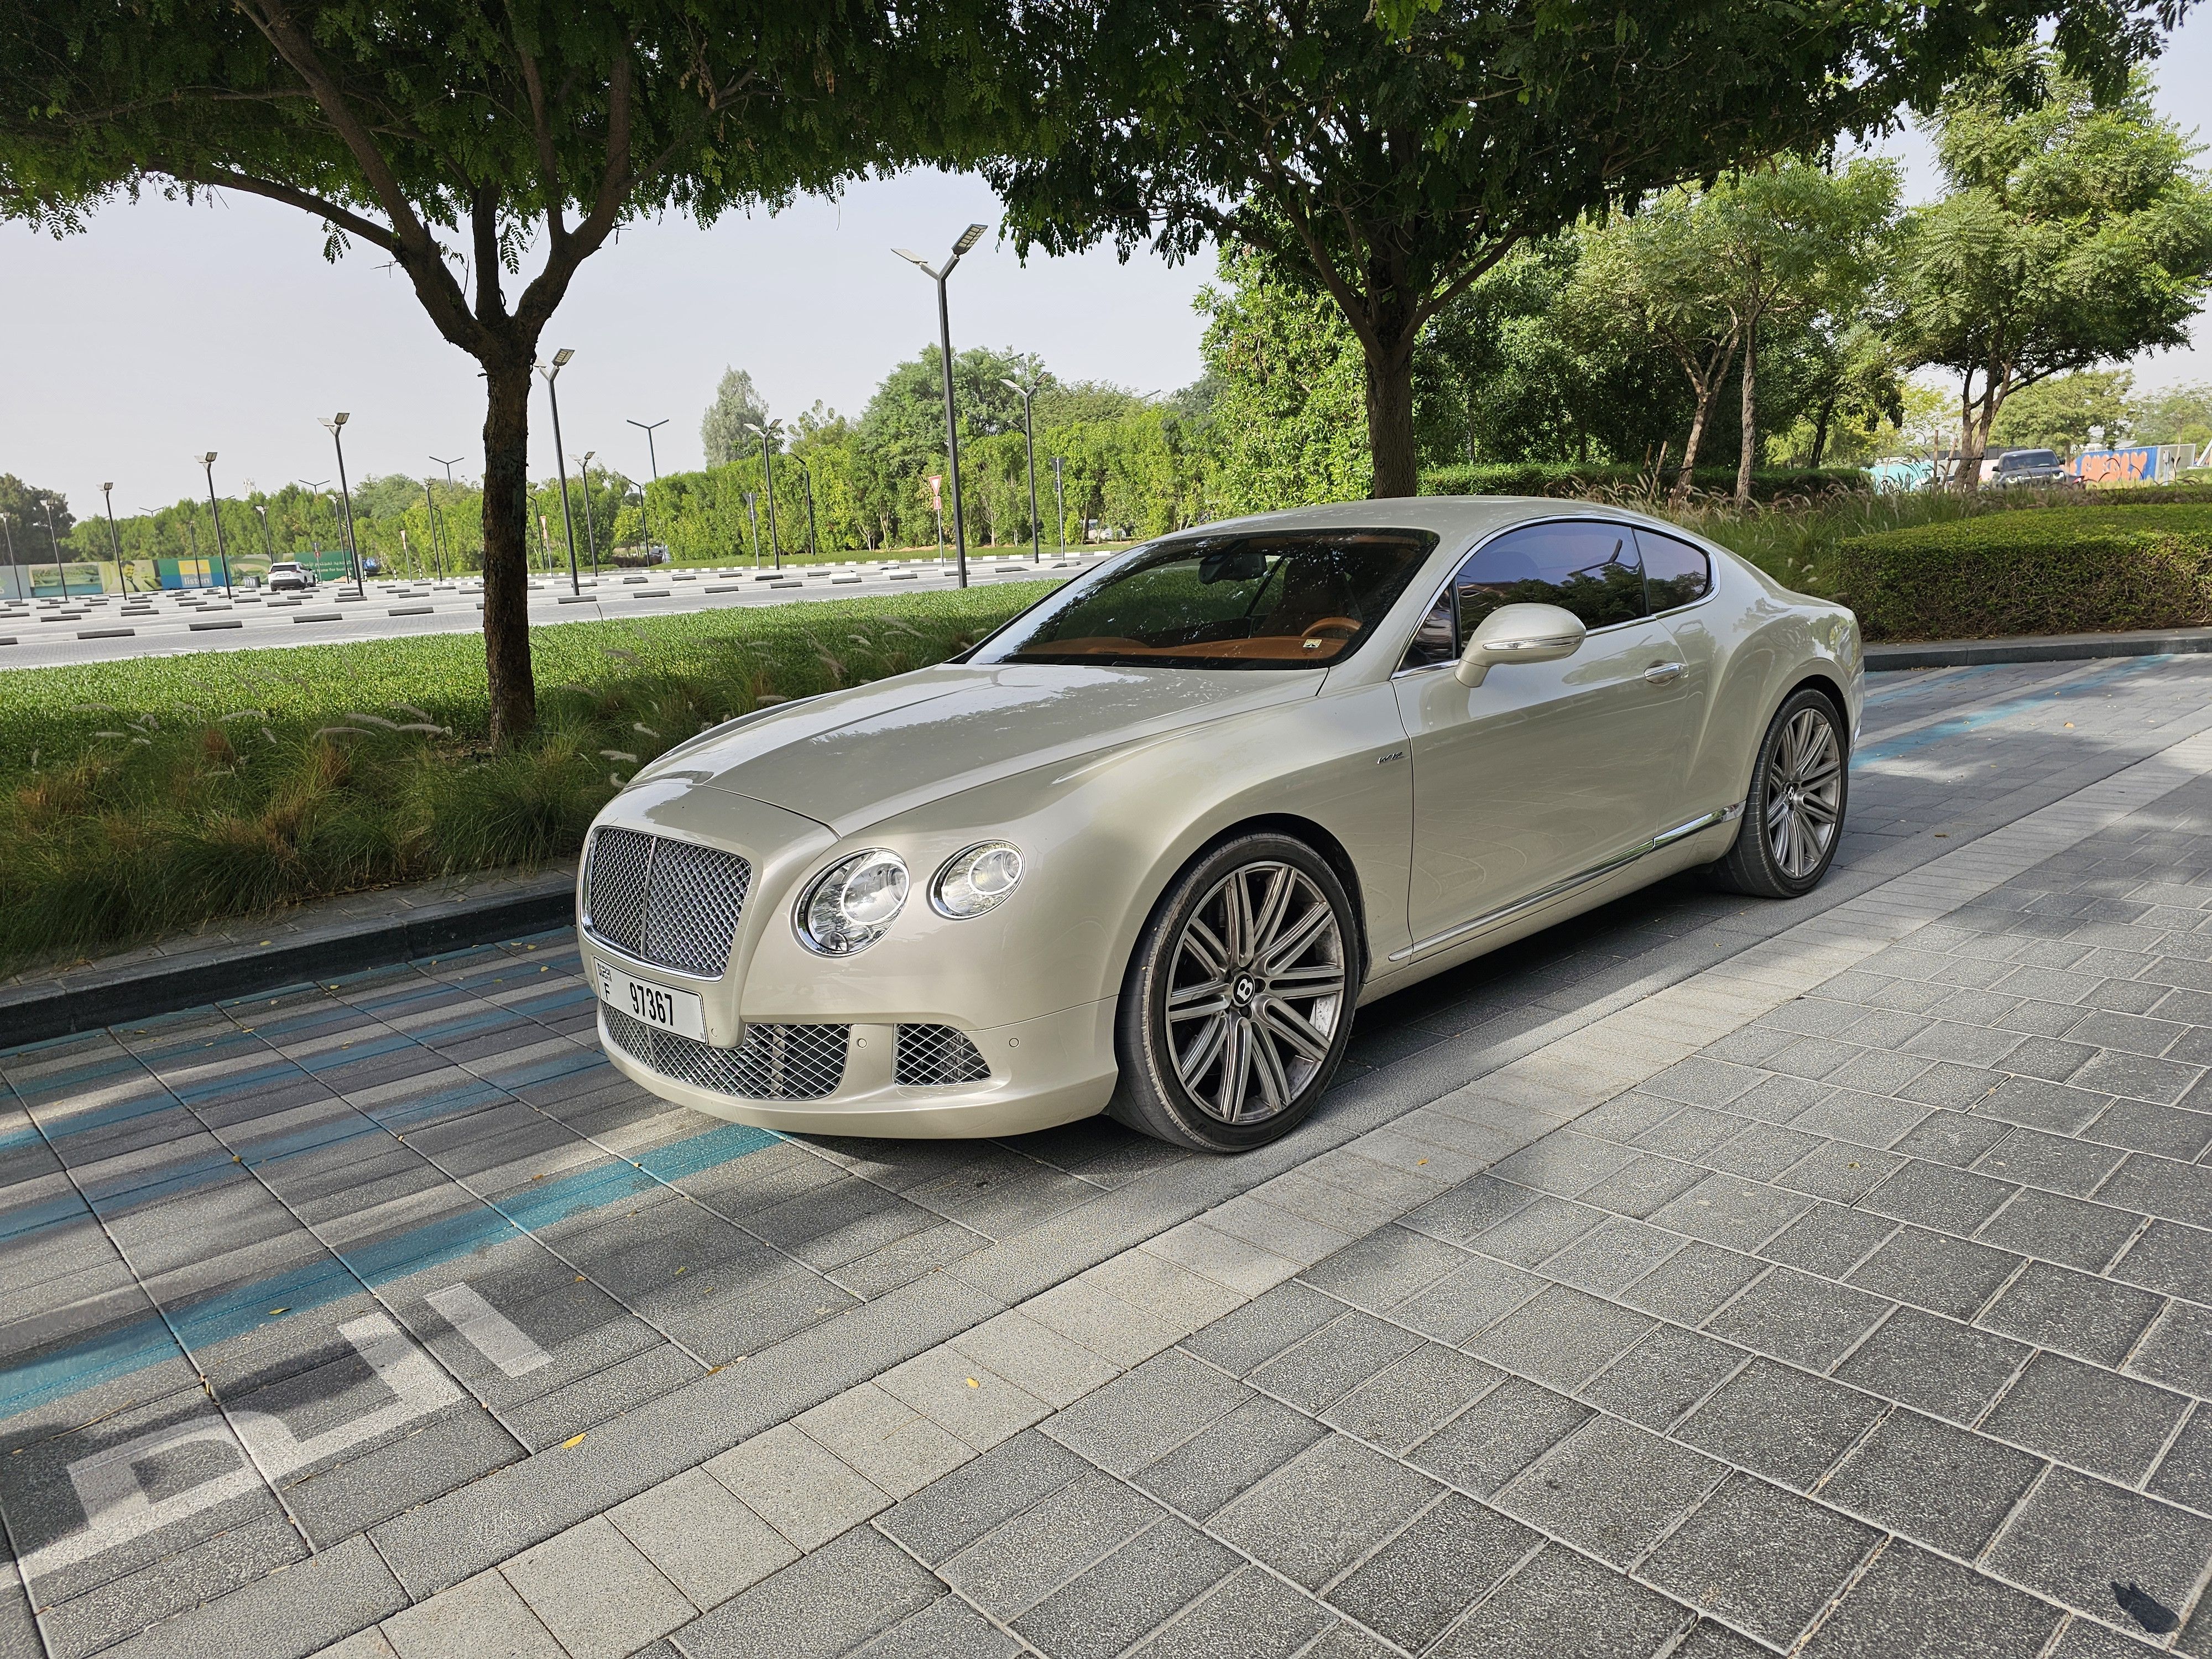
[1455,602,1587,688]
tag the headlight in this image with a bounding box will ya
[931,842,1024,918]
[795,851,909,956]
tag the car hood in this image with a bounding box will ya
[632,663,1319,834]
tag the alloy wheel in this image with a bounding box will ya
[1164,860,1346,1124]
[1764,706,1843,880]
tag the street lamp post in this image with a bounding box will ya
[0,514,13,602]
[319,415,365,598]
[100,483,127,592]
[422,479,445,580]
[791,456,820,561]
[197,457,234,597]
[575,450,600,576]
[743,492,760,566]
[537,350,582,594]
[429,455,462,582]
[894,223,988,588]
[1050,457,1066,552]
[254,503,274,565]
[628,418,667,561]
[744,420,781,569]
[1001,375,1042,562]
[42,497,72,600]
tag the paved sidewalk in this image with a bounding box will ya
[1,653,2209,1659]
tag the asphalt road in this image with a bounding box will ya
[0,552,1108,671]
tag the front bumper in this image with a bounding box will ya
[596,995,1120,1139]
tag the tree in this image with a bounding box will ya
[1990,367,2135,451]
[1883,53,2212,488]
[1,1,1003,739]
[2130,380,2212,447]
[701,367,772,468]
[0,476,74,555]
[989,0,2161,500]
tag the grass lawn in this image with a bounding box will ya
[1,583,1053,973]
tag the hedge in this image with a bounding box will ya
[1417,462,1869,501]
[1834,505,2212,641]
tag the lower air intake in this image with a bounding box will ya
[604,1006,848,1100]
[895,1024,992,1087]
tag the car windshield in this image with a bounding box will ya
[2003,450,2058,468]
[973,529,1439,670]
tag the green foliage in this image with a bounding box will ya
[1419,465,1866,500]
[0,585,1050,969]
[701,368,772,470]
[0,475,74,555]
[1990,369,2136,451]
[1884,53,2212,474]
[2128,381,2212,448]
[1835,505,2212,639]
[1195,245,1370,513]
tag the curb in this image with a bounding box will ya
[1865,625,2212,671]
[0,878,576,1050]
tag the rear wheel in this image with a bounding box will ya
[1709,687,1848,898]
[1109,833,1358,1152]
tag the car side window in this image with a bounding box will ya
[1454,521,1646,632]
[1400,588,1457,670]
[1636,529,1712,613]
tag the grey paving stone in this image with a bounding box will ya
[1320,1345,1505,1453]
[2108,1220,2212,1303]
[380,1568,564,1659]
[1861,1158,2022,1236]
[1984,1352,2192,1483]
[1644,1058,1766,1109]
[1632,1104,1747,1162]
[1575,1154,1714,1223]
[1326,1491,1536,1651]
[2150,1406,2212,1511]
[1395,1175,1537,1246]
[1430,1543,1692,1659]
[672,1525,945,1659]
[848,1594,1022,1659]
[1249,1311,1425,1414]
[1131,1394,1328,1520]
[2048,1618,2167,1659]
[1978,1260,2166,1366]
[36,1513,310,1659]
[2133,1302,2212,1399]
[1825,1407,2046,1556]
[1494,1415,1726,1567]
[1832,1308,2031,1426]
[2000,1035,2098,1083]
[1639,1472,1878,1650]
[2099,1154,2212,1229]
[1579,1324,1746,1433]
[1392,1253,1543,1344]
[1897,1063,2005,1114]
[1213,1432,1439,1590]
[1647,1174,1812,1251]
[1728,1072,1833,1124]
[97,1536,404,1659]
[1619,1240,1767,1323]
[1775,1139,1903,1204]
[1535,1214,1685,1294]
[1466,1282,1656,1391]
[1844,1225,2022,1322]
[1179,1281,1342,1376]
[1571,1091,1683,1145]
[1891,1107,2015,1168]
[1462,1193,1609,1266]
[607,1468,796,1610]
[1759,1203,1898,1278]
[2079,1055,2208,1112]
[1406,1375,1592,1499]
[1988,1466,2212,1631]
[1701,1265,1892,1370]
[1042,1349,1249,1476]
[1010,1516,1241,1659]
[1975,1187,2145,1273]
[1298,1224,1470,1314]
[938,1467,1164,1619]
[1678,1357,1886,1490]
[874,1429,1087,1566]
[1126,1567,1335,1659]
[1707,1120,1828,1181]
[1489,1131,1641,1198]
[1791,1090,1931,1151]
[1797,1540,2063,1659]
[1670,1619,1775,1659]
[2070,1010,2192,1058]
[1982,1077,2116,1136]
[501,1516,692,1659]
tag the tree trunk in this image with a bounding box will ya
[1809,394,1836,469]
[1735,316,1757,506]
[479,353,538,744]
[1673,377,1722,504]
[1364,336,1419,499]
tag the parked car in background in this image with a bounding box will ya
[1986,448,2074,488]
[265,561,319,592]
[578,499,1861,1152]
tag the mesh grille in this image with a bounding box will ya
[585,828,750,977]
[604,1006,848,1100]
[895,1024,992,1087]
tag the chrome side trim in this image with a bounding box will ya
[1387,801,1745,964]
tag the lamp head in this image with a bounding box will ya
[201,452,217,466]
[953,223,988,255]
[331,413,348,429]
[101,482,113,494]
[552,348,575,367]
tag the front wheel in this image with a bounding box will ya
[1708,687,1848,898]
[1109,834,1359,1152]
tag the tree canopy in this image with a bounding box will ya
[989,0,2185,498]
[1,0,1008,737]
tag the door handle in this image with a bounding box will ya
[1644,661,1686,684]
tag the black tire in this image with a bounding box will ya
[1708,687,1849,898]
[1108,833,1359,1152]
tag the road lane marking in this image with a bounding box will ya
[428,1282,551,1376]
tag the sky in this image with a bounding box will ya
[6,20,2212,519]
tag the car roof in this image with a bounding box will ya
[1169,494,1690,548]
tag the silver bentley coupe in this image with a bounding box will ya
[577,499,1861,1152]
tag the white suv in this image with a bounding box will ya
[267,562,319,592]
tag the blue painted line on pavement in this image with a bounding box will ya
[1853,655,2169,769]
[0,1119,779,1419]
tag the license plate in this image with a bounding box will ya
[597,964,706,1040]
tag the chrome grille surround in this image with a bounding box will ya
[603,1006,848,1100]
[585,827,750,978]
[895,1024,992,1087]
